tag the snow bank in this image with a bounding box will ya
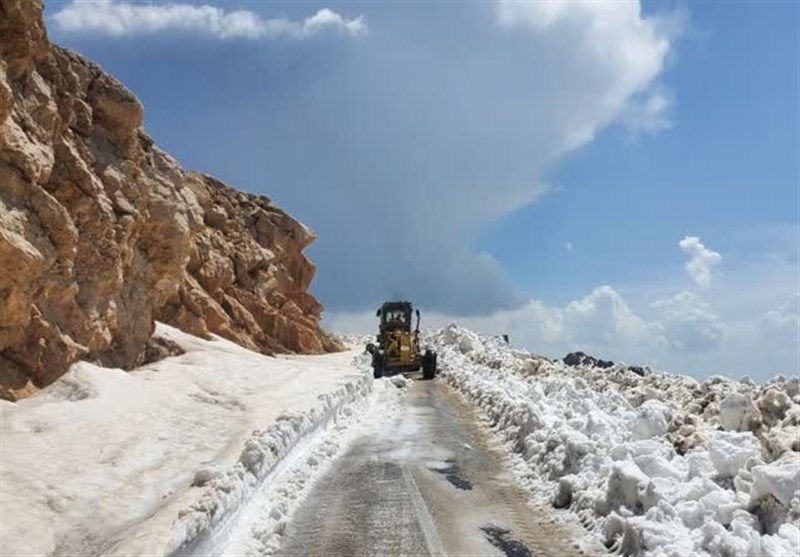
[708,431,760,478]
[0,324,376,556]
[429,324,800,557]
[210,367,409,556]
[332,333,374,351]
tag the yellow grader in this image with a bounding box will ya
[366,301,437,380]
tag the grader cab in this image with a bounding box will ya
[366,301,437,380]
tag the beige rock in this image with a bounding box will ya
[0,228,44,329]
[0,0,48,79]
[0,61,12,123]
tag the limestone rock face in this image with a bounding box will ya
[158,173,342,356]
[0,0,342,400]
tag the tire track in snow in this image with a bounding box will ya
[401,464,446,556]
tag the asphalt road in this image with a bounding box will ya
[278,378,591,557]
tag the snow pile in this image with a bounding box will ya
[428,324,800,557]
[214,370,408,556]
[332,333,374,351]
[165,369,374,556]
[0,324,379,556]
[719,392,762,433]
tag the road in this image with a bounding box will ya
[276,378,591,557]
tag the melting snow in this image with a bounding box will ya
[3,322,797,557]
[428,324,800,557]
[0,323,380,556]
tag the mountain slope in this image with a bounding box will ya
[0,0,341,400]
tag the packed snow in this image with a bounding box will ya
[184,352,408,556]
[0,323,385,556]
[428,324,800,557]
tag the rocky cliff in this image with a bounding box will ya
[0,0,342,400]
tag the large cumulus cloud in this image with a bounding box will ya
[264,0,680,314]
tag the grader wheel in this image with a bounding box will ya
[422,350,437,380]
[372,351,385,379]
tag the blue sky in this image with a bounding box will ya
[46,0,799,379]
[484,0,799,302]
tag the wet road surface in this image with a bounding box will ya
[278,379,591,557]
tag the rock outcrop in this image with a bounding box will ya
[562,351,647,377]
[563,351,615,369]
[0,0,342,400]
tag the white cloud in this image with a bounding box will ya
[496,0,675,146]
[651,291,725,351]
[761,293,800,347]
[679,236,721,288]
[300,8,366,38]
[50,1,366,39]
[621,91,673,136]
[562,286,663,350]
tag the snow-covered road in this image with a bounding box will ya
[228,379,599,557]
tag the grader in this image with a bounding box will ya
[366,301,437,380]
